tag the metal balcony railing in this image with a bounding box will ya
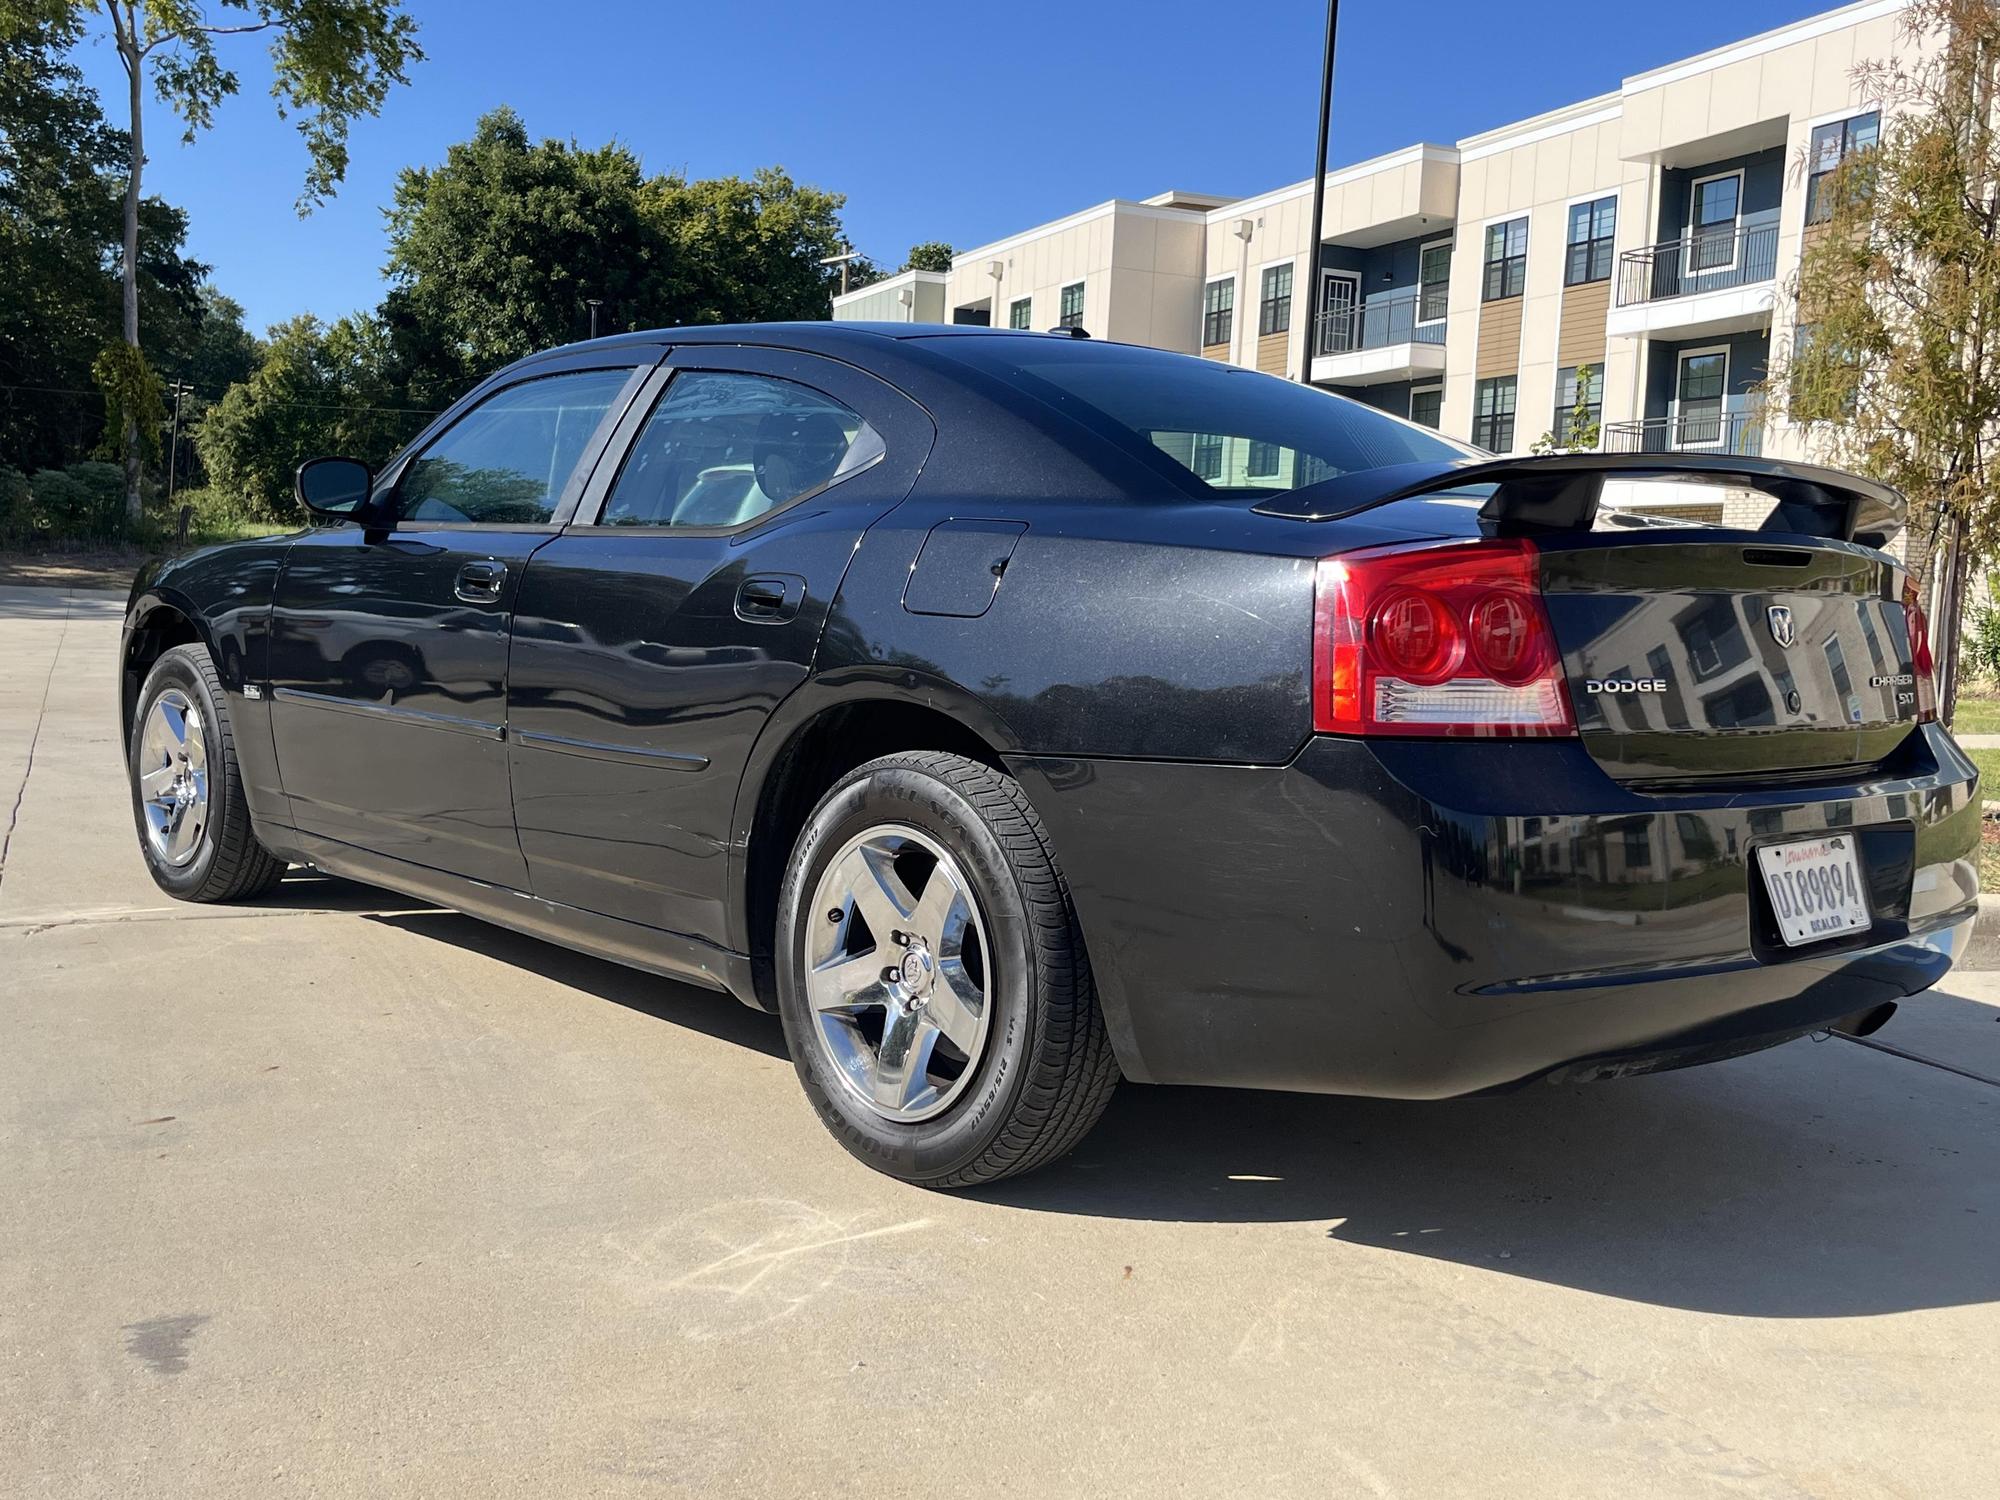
[1314,292,1446,358]
[1614,222,1780,306]
[1601,410,1764,456]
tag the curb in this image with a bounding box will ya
[1961,894,2000,972]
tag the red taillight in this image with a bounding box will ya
[1314,539,1575,738]
[1903,573,1938,723]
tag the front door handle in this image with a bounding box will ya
[455,560,507,603]
[735,574,805,624]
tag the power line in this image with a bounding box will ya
[0,382,442,416]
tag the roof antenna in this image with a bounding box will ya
[1045,326,1091,338]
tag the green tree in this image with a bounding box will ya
[381,108,669,403]
[903,240,954,273]
[7,0,422,526]
[661,166,854,325]
[1772,0,2000,722]
[0,8,209,472]
[195,312,424,517]
[381,110,855,403]
[1530,365,1600,454]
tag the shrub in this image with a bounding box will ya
[1961,594,2000,683]
[0,467,32,547]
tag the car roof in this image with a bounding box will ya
[532,322,1098,359]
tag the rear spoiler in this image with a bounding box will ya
[1251,452,1906,548]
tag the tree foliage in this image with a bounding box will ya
[381,108,853,405]
[1530,364,1600,454]
[0,0,421,523]
[0,7,224,472]
[196,312,422,516]
[1772,0,2000,715]
[903,240,954,273]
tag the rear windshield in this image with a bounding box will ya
[930,336,1480,495]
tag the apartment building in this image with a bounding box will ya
[832,0,1919,520]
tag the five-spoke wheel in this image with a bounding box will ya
[806,824,990,1122]
[777,751,1120,1187]
[136,687,210,867]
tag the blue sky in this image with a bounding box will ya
[74,0,1837,336]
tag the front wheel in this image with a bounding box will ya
[128,643,288,903]
[775,752,1119,1187]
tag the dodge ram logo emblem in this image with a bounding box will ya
[1767,604,1795,648]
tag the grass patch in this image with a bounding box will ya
[1951,687,2000,735]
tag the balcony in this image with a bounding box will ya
[1605,222,1780,340]
[1309,292,1446,387]
[1602,409,1764,456]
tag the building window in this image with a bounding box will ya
[1565,196,1616,286]
[1807,110,1881,223]
[1259,263,1293,335]
[1418,241,1451,322]
[1409,385,1442,430]
[1008,297,1033,330]
[1202,279,1234,347]
[1482,218,1527,301]
[1246,439,1280,477]
[1473,376,1517,452]
[1058,281,1085,328]
[1676,348,1728,446]
[1689,173,1741,272]
[1554,365,1603,446]
[1191,432,1223,480]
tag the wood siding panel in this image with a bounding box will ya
[1476,298,1522,379]
[1556,280,1611,368]
[1202,342,1231,361]
[1257,330,1289,377]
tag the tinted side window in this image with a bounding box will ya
[398,368,632,525]
[600,371,870,528]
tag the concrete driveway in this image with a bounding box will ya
[2,581,1996,1498]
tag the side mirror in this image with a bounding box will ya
[295,456,376,520]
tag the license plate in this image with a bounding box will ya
[1755,835,1870,947]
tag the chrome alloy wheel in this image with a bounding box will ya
[137,687,209,867]
[805,823,992,1123]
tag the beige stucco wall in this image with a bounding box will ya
[944,202,1206,346]
[1200,148,1459,379]
[1442,101,1627,452]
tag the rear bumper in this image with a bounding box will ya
[1009,723,1980,1096]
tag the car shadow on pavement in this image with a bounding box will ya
[974,1015,2000,1319]
[358,905,790,1061]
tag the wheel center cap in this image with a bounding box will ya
[897,947,935,994]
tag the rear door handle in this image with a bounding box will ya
[455,560,507,603]
[735,574,805,624]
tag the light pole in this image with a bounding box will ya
[164,379,193,505]
[1300,0,1340,382]
[586,298,604,340]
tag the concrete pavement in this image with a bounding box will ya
[2,581,1998,1498]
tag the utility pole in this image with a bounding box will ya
[164,380,193,505]
[819,247,865,298]
[1300,0,1340,382]
[586,298,604,340]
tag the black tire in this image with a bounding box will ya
[775,751,1119,1187]
[128,643,288,903]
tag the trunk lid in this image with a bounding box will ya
[1538,535,1920,783]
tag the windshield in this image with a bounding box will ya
[930,336,1481,495]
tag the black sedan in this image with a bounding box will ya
[119,324,1980,1186]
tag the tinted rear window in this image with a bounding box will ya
[930,336,1479,495]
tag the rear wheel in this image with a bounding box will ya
[776,751,1118,1187]
[128,644,287,903]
